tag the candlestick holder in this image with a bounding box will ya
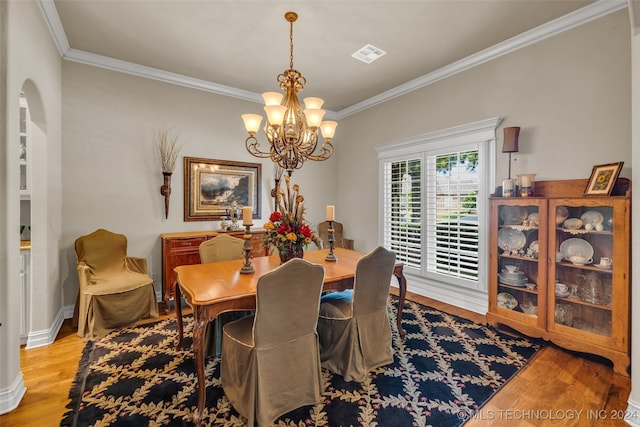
[240,224,255,274]
[325,220,338,262]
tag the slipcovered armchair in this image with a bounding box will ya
[317,246,396,382]
[318,221,354,250]
[199,233,246,356]
[221,258,325,427]
[73,229,158,340]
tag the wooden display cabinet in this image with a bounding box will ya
[160,229,266,313]
[487,178,630,376]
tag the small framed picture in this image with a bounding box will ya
[584,162,624,196]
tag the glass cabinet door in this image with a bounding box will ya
[548,199,623,348]
[490,198,548,330]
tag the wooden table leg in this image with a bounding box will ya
[192,306,208,425]
[174,282,184,349]
[393,264,407,339]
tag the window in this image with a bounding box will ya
[377,118,500,290]
[382,158,422,268]
[426,149,479,283]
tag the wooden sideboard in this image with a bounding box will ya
[160,229,266,312]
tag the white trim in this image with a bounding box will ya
[36,0,69,56]
[391,273,488,315]
[0,373,26,415]
[376,117,502,159]
[64,49,263,104]
[37,0,625,117]
[25,307,64,349]
[626,395,640,426]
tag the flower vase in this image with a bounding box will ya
[280,248,304,264]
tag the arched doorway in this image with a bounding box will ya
[19,80,48,349]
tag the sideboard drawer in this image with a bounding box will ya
[166,237,205,249]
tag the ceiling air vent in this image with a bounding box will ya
[351,44,386,64]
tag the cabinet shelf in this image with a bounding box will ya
[488,178,630,376]
[557,228,613,236]
[498,283,538,295]
[499,254,539,262]
[557,262,613,273]
[555,296,611,311]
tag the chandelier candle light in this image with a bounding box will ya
[325,205,337,262]
[240,206,255,274]
[241,11,338,174]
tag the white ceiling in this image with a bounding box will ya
[45,0,627,117]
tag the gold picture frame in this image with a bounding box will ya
[184,157,261,221]
[584,161,624,196]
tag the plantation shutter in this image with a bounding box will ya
[382,158,422,269]
[425,148,480,282]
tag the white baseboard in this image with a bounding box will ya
[25,307,65,349]
[0,372,26,415]
[626,396,640,426]
[391,272,488,315]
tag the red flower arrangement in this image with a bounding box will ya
[263,176,320,258]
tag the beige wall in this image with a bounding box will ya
[60,63,338,306]
[1,0,63,412]
[1,0,636,417]
[336,10,631,253]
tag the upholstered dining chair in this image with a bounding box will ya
[73,228,158,340]
[317,221,354,250]
[317,245,396,382]
[199,233,246,357]
[199,233,244,263]
[220,258,325,427]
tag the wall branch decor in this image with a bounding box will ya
[157,128,182,219]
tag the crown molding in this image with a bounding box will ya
[38,0,626,117]
[36,0,69,56]
[63,49,263,104]
[337,0,627,119]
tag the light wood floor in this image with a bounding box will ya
[0,290,631,427]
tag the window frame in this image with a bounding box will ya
[377,117,501,291]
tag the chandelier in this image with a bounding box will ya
[241,11,337,173]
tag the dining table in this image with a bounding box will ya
[173,247,407,423]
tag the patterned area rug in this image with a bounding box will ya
[61,296,540,426]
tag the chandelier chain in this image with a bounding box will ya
[289,18,294,70]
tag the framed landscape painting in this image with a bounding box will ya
[183,157,261,221]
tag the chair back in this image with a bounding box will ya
[199,234,244,263]
[75,229,127,277]
[352,246,396,317]
[318,221,345,248]
[253,258,325,346]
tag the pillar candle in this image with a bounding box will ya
[326,205,335,221]
[520,175,530,188]
[242,206,253,225]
